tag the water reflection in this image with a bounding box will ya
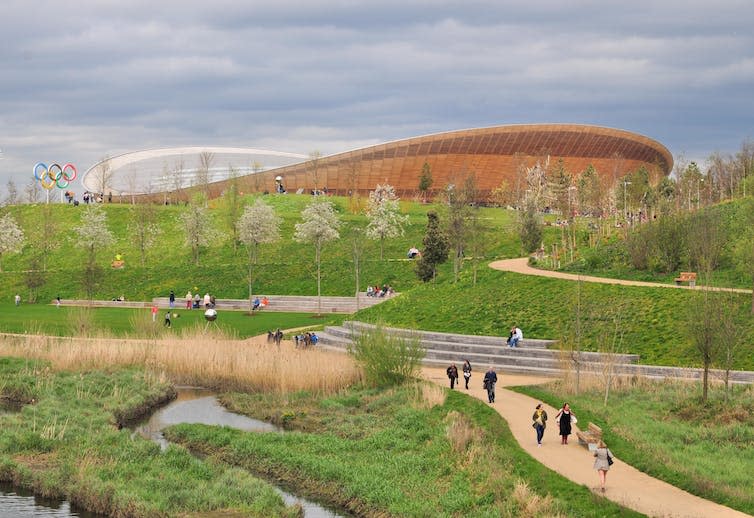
[0,481,100,517]
[130,387,345,518]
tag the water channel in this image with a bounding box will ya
[0,390,346,517]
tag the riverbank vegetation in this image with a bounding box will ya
[514,376,754,515]
[0,356,300,517]
[169,382,640,517]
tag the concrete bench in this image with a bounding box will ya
[576,422,603,450]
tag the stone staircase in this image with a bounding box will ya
[151,294,393,314]
[318,321,754,384]
[318,321,641,378]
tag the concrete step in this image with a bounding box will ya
[341,321,556,349]
[324,324,639,364]
[151,294,393,314]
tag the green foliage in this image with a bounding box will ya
[415,211,449,282]
[0,362,296,516]
[173,384,640,517]
[518,204,542,253]
[347,324,425,387]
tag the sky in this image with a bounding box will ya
[1,0,753,196]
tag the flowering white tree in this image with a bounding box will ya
[365,184,408,260]
[238,198,281,311]
[294,198,341,315]
[179,206,222,266]
[73,204,115,300]
[0,213,25,271]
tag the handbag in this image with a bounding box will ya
[570,415,578,425]
[607,451,614,466]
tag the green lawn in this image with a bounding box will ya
[0,302,341,338]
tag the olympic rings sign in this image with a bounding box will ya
[33,162,78,190]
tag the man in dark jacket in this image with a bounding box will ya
[483,367,498,403]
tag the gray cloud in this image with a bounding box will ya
[1,1,753,193]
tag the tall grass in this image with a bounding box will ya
[0,333,361,394]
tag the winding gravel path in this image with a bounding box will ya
[421,367,752,518]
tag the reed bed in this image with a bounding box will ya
[0,331,362,394]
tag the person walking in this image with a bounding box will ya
[185,291,192,310]
[532,403,548,446]
[593,440,614,492]
[14,294,20,306]
[462,359,472,389]
[164,311,172,328]
[555,403,576,444]
[151,304,158,322]
[446,363,459,389]
[169,290,175,309]
[483,367,497,403]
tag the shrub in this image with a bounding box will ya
[347,324,424,387]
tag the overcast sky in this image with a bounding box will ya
[1,0,752,195]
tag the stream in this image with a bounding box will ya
[129,387,346,518]
[0,390,346,517]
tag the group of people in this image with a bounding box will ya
[531,402,613,492]
[184,291,216,309]
[267,329,283,346]
[294,332,318,348]
[252,296,269,310]
[366,284,394,297]
[446,360,498,403]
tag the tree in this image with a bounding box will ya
[179,204,222,266]
[687,287,725,402]
[365,183,408,260]
[73,204,115,300]
[349,225,366,311]
[238,198,281,312]
[294,198,341,315]
[418,161,433,202]
[518,201,542,254]
[415,211,449,282]
[24,178,41,204]
[195,151,215,205]
[92,157,114,197]
[4,180,19,206]
[444,174,476,282]
[23,253,46,303]
[0,213,25,271]
[128,203,161,266]
[308,150,322,193]
[222,167,243,251]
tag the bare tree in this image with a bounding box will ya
[170,160,185,203]
[443,173,477,282]
[73,204,115,301]
[365,183,408,260]
[195,151,215,205]
[294,198,341,315]
[4,180,19,206]
[238,198,281,311]
[128,203,161,266]
[126,171,140,204]
[222,167,243,251]
[0,213,25,271]
[179,205,222,266]
[92,157,114,197]
[715,292,744,400]
[252,161,264,193]
[349,225,366,311]
[308,150,322,193]
[24,178,41,204]
[687,286,724,402]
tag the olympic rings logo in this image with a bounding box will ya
[33,162,78,190]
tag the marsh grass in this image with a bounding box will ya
[515,378,754,515]
[0,333,361,394]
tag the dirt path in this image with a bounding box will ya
[489,257,751,293]
[421,367,751,518]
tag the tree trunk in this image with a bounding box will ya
[316,244,322,316]
[702,363,709,402]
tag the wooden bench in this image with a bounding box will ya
[674,272,697,287]
[576,422,603,450]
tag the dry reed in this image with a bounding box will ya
[0,333,362,395]
[445,410,480,454]
[511,481,562,518]
[410,381,446,410]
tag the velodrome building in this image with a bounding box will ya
[83,124,672,202]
